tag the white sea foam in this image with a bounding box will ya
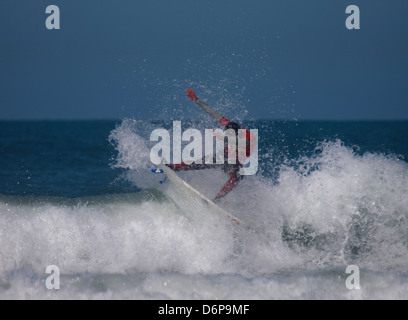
[1,124,408,299]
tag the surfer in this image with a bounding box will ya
[169,88,256,203]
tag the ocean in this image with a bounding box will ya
[0,119,407,300]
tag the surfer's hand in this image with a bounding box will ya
[186,88,198,102]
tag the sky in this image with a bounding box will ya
[0,0,407,120]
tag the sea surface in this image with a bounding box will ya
[0,119,407,299]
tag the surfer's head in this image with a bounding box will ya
[225,122,239,134]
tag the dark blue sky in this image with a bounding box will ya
[1,0,407,120]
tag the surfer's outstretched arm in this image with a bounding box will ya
[186,88,256,158]
[186,89,231,127]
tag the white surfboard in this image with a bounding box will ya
[159,166,247,227]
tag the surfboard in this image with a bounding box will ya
[154,166,247,227]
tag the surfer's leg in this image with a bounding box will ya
[213,167,242,202]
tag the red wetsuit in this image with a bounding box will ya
[171,115,255,202]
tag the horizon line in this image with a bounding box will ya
[1,118,408,122]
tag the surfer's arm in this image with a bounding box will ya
[186,88,256,152]
[187,88,231,127]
